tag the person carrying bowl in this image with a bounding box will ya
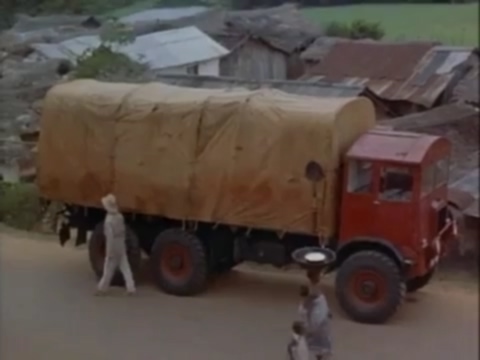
[298,276,333,360]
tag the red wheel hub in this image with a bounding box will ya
[160,244,192,280]
[348,270,387,304]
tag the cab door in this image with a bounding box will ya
[339,159,378,242]
[373,165,416,245]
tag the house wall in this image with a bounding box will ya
[158,59,220,76]
[198,59,219,76]
[286,53,306,80]
[219,40,287,81]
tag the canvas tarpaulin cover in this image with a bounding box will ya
[37,80,375,237]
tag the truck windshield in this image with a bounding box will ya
[421,157,449,195]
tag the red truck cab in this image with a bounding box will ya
[334,128,456,323]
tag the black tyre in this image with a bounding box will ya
[407,268,435,293]
[150,228,208,296]
[88,222,142,286]
[336,250,406,324]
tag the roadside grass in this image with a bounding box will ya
[0,182,43,230]
[303,4,479,46]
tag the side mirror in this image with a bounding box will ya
[305,161,324,182]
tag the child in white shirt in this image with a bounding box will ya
[287,321,309,360]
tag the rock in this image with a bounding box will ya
[32,100,44,115]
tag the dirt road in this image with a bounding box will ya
[1,228,478,360]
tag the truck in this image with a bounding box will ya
[37,79,457,324]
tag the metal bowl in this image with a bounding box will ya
[292,246,336,270]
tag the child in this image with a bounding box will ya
[287,321,309,360]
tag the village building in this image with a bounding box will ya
[448,48,479,108]
[29,26,229,76]
[135,4,322,81]
[300,39,478,119]
[211,32,289,81]
[217,4,321,80]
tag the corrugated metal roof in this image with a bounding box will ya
[148,73,367,98]
[301,36,358,62]
[30,26,229,70]
[304,41,475,107]
[451,50,479,106]
[451,168,479,199]
[120,7,209,25]
[381,103,479,130]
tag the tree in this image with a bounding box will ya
[75,19,146,80]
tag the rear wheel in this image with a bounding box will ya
[88,222,141,286]
[407,268,435,293]
[336,250,406,324]
[150,228,208,296]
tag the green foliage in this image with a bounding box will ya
[349,19,385,40]
[0,0,141,29]
[304,4,479,46]
[0,182,43,230]
[39,0,102,14]
[324,21,351,38]
[74,19,146,79]
[200,0,231,8]
[75,45,146,79]
[325,19,385,40]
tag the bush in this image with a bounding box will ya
[75,45,146,79]
[325,19,385,40]
[0,182,43,230]
[324,21,352,38]
[350,19,385,40]
[74,19,147,80]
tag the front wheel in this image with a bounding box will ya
[150,228,208,296]
[336,250,406,324]
[407,268,435,293]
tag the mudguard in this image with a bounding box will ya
[336,237,410,272]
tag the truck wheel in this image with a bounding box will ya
[150,228,208,296]
[407,268,435,293]
[88,223,142,286]
[336,250,406,324]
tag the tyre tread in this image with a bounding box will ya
[151,228,208,296]
[336,250,406,324]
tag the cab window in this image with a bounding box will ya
[434,158,449,187]
[347,160,373,194]
[421,164,435,195]
[421,158,449,195]
[379,166,413,202]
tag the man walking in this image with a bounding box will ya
[96,194,136,295]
